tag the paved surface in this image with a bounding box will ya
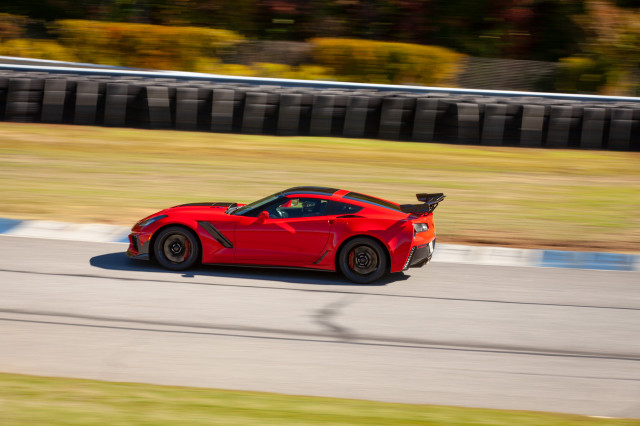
[1,235,639,418]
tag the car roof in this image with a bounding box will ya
[281,186,340,196]
[281,187,405,214]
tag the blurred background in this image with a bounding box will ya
[2,0,640,95]
[1,2,640,423]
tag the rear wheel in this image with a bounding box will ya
[154,226,200,271]
[338,237,387,284]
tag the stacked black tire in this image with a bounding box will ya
[1,70,638,151]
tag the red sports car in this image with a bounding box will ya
[126,187,445,283]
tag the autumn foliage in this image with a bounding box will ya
[310,38,463,86]
[3,1,640,94]
[52,20,245,70]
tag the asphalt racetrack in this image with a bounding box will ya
[1,235,639,418]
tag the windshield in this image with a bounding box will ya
[231,193,281,216]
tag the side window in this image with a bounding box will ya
[327,201,364,215]
[268,198,329,218]
[238,196,285,217]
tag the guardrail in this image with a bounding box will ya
[1,62,639,150]
[4,59,640,102]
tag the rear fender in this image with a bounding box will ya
[329,217,413,273]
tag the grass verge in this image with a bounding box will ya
[1,122,639,251]
[0,372,637,425]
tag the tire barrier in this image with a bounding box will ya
[1,70,638,151]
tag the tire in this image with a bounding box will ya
[154,226,200,271]
[338,237,388,284]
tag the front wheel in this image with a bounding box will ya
[338,237,388,284]
[154,226,200,271]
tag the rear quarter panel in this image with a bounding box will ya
[327,216,414,273]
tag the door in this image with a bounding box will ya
[234,197,332,264]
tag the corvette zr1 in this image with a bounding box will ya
[126,187,445,284]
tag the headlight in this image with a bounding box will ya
[413,223,429,235]
[136,214,167,229]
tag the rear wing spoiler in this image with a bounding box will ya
[400,193,446,215]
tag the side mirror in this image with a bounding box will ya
[257,210,269,222]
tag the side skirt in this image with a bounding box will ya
[202,263,335,272]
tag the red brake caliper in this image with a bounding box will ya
[183,239,191,260]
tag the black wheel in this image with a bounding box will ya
[154,226,200,271]
[338,237,388,284]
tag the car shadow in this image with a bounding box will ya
[89,252,409,286]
